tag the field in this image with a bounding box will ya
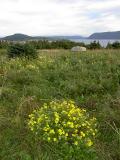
[0,49,120,160]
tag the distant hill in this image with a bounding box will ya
[0,31,120,41]
[1,34,32,41]
[0,34,85,41]
[88,31,120,39]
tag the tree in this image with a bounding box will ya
[88,41,102,49]
[7,43,37,58]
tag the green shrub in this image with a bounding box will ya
[88,41,102,49]
[7,43,37,58]
[28,100,97,160]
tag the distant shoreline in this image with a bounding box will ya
[70,39,120,47]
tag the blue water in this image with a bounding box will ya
[70,39,120,47]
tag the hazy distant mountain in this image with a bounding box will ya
[0,31,120,41]
[1,34,32,41]
[0,34,85,41]
[48,36,85,40]
[88,31,120,39]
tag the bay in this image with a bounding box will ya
[70,39,120,47]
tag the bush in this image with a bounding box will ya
[28,100,97,160]
[7,43,37,58]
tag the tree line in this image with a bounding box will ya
[0,40,120,50]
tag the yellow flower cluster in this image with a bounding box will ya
[28,100,97,148]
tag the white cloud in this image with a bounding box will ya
[0,0,120,36]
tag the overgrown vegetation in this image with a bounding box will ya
[0,49,120,159]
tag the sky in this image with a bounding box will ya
[0,0,120,37]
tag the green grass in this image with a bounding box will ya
[0,49,120,160]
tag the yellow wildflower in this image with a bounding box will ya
[72,134,76,137]
[65,133,68,137]
[74,129,78,133]
[80,131,85,137]
[67,122,74,128]
[43,127,49,132]
[82,123,86,127]
[92,132,96,136]
[47,137,51,141]
[86,139,93,147]
[73,117,76,121]
[49,129,55,134]
[53,138,57,142]
[55,117,59,124]
[28,100,97,150]
[58,129,64,135]
[74,141,78,145]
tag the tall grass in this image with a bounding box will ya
[0,49,120,159]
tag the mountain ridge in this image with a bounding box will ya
[88,31,120,39]
[1,33,32,41]
[0,34,85,41]
[0,31,120,41]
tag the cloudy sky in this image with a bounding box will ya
[0,0,120,36]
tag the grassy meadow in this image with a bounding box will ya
[0,49,120,160]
